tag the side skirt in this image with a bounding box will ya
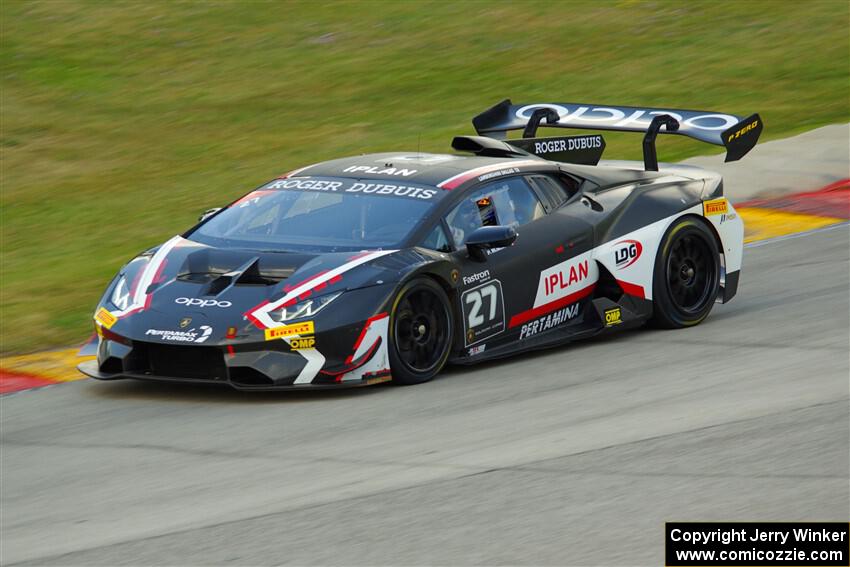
[450,296,651,365]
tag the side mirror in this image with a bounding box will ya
[465,225,517,261]
[198,207,223,222]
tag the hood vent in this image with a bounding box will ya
[234,259,294,286]
[176,250,299,295]
[202,258,292,296]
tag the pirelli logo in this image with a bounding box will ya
[727,119,759,143]
[264,321,314,341]
[94,307,117,329]
[703,198,729,217]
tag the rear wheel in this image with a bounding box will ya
[388,277,453,385]
[651,217,720,328]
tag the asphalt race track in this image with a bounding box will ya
[2,226,848,566]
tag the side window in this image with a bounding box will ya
[445,177,545,246]
[421,223,452,253]
[527,174,579,210]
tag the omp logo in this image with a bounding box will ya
[727,119,759,143]
[703,198,729,216]
[175,297,232,308]
[289,336,316,350]
[95,307,117,329]
[604,307,622,326]
[265,321,315,341]
[614,240,642,269]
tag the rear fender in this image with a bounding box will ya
[593,207,701,301]
[701,198,744,302]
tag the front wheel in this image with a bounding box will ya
[388,277,453,385]
[651,217,721,329]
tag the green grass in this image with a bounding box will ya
[1,0,848,353]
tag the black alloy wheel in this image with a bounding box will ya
[651,217,721,328]
[389,277,453,385]
[667,233,714,313]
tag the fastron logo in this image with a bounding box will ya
[462,270,491,286]
[175,298,232,308]
[614,240,642,269]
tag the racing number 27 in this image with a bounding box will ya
[465,283,498,328]
[461,280,505,346]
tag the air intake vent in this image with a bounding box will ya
[139,342,227,380]
[234,259,294,286]
[451,135,531,158]
[229,367,274,386]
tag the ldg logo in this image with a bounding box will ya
[614,240,642,269]
[175,297,232,308]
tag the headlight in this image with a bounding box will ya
[110,275,131,311]
[269,292,341,323]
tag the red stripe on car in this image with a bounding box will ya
[508,284,596,328]
[616,279,646,299]
[245,300,271,330]
[345,312,388,364]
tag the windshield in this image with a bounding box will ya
[188,177,442,253]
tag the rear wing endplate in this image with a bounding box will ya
[472,99,762,170]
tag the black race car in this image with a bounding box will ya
[79,100,761,389]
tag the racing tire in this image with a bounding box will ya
[388,277,453,385]
[650,216,720,329]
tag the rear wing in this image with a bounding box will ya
[472,99,762,170]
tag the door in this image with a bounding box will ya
[444,174,596,356]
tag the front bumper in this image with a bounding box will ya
[84,310,393,390]
[77,359,389,390]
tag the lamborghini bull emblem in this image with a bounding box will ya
[179,317,192,328]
